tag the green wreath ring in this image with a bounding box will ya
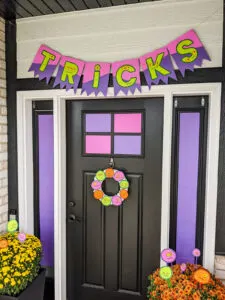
[91,168,129,206]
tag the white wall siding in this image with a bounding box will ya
[17,0,223,78]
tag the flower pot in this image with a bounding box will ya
[0,268,46,300]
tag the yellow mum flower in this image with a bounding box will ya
[11,279,16,286]
[0,232,42,295]
[4,278,9,284]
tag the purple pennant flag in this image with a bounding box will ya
[53,56,85,92]
[140,47,177,89]
[167,29,211,77]
[81,62,111,96]
[28,45,61,84]
[112,59,141,96]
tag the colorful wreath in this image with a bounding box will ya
[91,168,129,206]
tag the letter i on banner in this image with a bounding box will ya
[140,47,176,89]
[28,45,61,83]
[82,62,111,96]
[112,59,141,95]
[54,56,85,92]
[167,29,211,76]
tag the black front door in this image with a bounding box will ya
[66,98,164,300]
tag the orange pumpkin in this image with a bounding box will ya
[0,239,8,249]
[105,168,114,178]
[94,190,104,200]
[193,268,210,284]
[120,190,128,199]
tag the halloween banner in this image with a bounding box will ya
[29,45,61,84]
[140,47,177,88]
[112,59,141,95]
[53,56,84,92]
[167,29,211,76]
[29,29,211,95]
[82,62,111,96]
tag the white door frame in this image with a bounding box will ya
[17,83,221,300]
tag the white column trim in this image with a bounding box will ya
[17,94,34,234]
[203,85,221,271]
[16,82,221,300]
[160,91,173,267]
[53,96,67,300]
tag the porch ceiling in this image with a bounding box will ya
[0,0,160,20]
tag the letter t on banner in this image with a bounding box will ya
[28,45,61,83]
[112,59,141,95]
[54,56,85,92]
[140,47,176,89]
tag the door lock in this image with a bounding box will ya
[68,201,75,207]
[68,214,76,222]
[68,214,81,223]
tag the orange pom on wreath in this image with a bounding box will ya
[94,190,104,200]
[105,168,114,178]
[120,190,128,199]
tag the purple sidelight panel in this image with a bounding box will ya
[85,114,111,132]
[176,113,200,264]
[38,115,54,267]
[114,135,142,155]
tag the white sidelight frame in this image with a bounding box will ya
[17,83,221,300]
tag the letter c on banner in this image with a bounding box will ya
[116,65,137,88]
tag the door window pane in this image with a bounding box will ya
[114,113,142,133]
[85,135,111,154]
[85,113,111,132]
[83,112,143,156]
[114,135,142,155]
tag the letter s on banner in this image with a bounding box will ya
[167,29,210,76]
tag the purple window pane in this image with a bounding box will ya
[38,115,54,267]
[114,113,142,133]
[176,113,200,264]
[85,114,111,132]
[86,135,111,154]
[114,135,142,155]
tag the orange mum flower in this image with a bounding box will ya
[147,263,225,300]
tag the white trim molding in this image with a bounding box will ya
[17,83,221,300]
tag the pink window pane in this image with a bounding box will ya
[114,113,142,133]
[85,135,111,154]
